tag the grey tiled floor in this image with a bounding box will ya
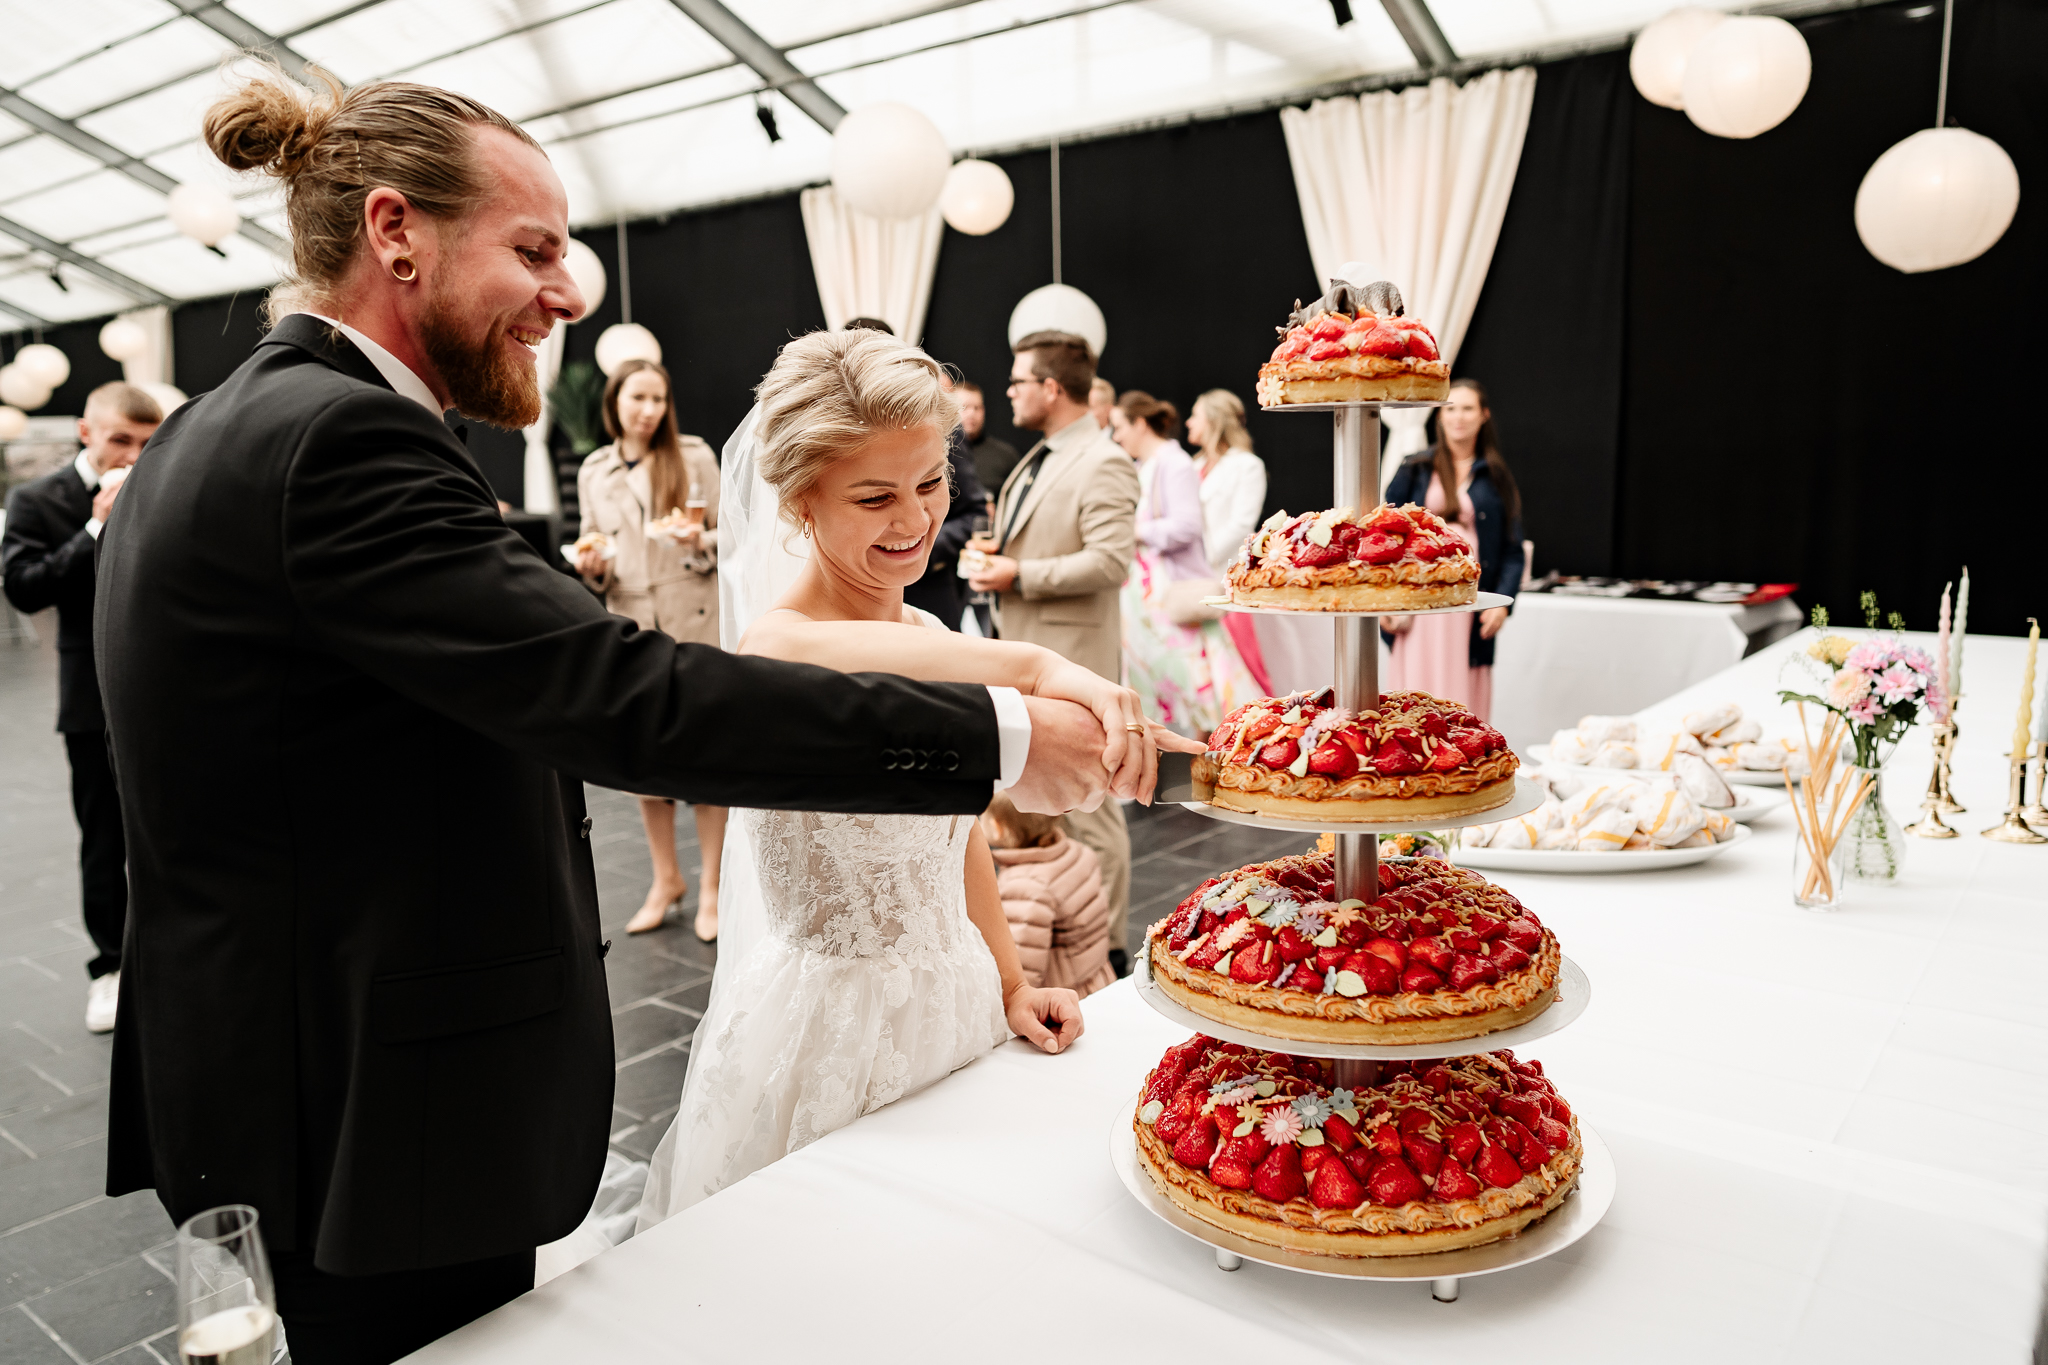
[0,608,1300,1360]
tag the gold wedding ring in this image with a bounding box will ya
[1125,722,1148,733]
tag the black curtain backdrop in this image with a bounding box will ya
[35,0,2032,631]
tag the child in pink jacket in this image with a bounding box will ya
[979,794,1117,998]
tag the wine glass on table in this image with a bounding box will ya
[176,1205,279,1365]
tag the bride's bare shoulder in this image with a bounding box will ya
[735,607,812,657]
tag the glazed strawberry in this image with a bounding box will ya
[1294,540,1348,569]
[1171,1117,1220,1168]
[1537,1114,1573,1151]
[1426,743,1466,773]
[1185,936,1227,972]
[1402,1134,1444,1176]
[1502,1116,1547,1164]
[1495,1092,1543,1130]
[1252,1145,1308,1202]
[1221,1128,1273,1167]
[1314,945,1348,973]
[1450,728,1490,761]
[1230,938,1283,985]
[1308,741,1358,778]
[1322,1113,1358,1151]
[1305,338,1349,362]
[1399,963,1444,992]
[1489,943,1533,975]
[1467,914,1506,942]
[1409,936,1453,972]
[1356,531,1406,564]
[1367,1155,1427,1206]
[1371,1122,1404,1158]
[1409,535,1449,561]
[1354,322,1406,356]
[1475,1141,1524,1189]
[1446,1121,1482,1165]
[1405,329,1440,360]
[1274,925,1317,962]
[1258,738,1299,768]
[1309,1152,1366,1209]
[1372,740,1424,776]
[1332,522,1364,552]
[1310,313,1347,341]
[1335,1146,1372,1183]
[1421,1064,1454,1095]
[1209,1150,1255,1188]
[1361,937,1407,972]
[1358,955,1399,994]
[1298,1144,1330,1175]
[1433,1158,1482,1200]
[1503,918,1542,951]
[1449,954,1499,992]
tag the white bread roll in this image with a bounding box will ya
[1578,715,1638,745]
[1680,703,1740,737]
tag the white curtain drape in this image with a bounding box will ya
[798,186,945,344]
[1280,68,1537,477]
[522,324,567,513]
[112,306,173,388]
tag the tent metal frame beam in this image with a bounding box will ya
[0,298,56,331]
[664,0,846,132]
[1378,0,1458,69]
[163,0,319,79]
[0,212,171,307]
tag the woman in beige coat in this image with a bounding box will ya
[575,359,727,939]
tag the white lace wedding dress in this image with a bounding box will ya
[636,609,1009,1227]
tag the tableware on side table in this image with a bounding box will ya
[1455,822,1752,873]
[176,1205,279,1365]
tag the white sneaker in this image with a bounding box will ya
[85,972,119,1034]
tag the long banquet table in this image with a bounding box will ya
[410,630,2047,1364]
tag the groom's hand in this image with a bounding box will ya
[1008,697,1110,814]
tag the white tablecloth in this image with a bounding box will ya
[411,630,2046,1365]
[1490,594,1803,750]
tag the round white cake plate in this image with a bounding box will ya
[1181,774,1546,837]
[1199,591,1514,619]
[1134,944,1591,1062]
[1530,743,1800,791]
[1109,1099,1615,1298]
[1455,822,1753,874]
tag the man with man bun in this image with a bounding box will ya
[2,381,161,1034]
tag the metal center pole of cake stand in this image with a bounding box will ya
[1331,405,1381,1095]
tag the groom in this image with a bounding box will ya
[95,73,1121,1365]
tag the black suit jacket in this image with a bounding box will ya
[1384,453,1525,668]
[3,461,106,731]
[903,431,987,628]
[95,315,1004,1275]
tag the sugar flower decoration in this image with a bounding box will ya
[1322,967,1340,996]
[1213,917,1256,953]
[1291,1094,1333,1128]
[1329,1088,1357,1113]
[1260,1105,1304,1145]
[1294,905,1329,937]
[1259,898,1300,929]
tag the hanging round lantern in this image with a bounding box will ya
[1007,284,1107,363]
[0,406,27,441]
[0,364,51,411]
[1630,8,1727,110]
[100,316,151,363]
[1681,16,1810,139]
[594,323,661,376]
[140,381,188,416]
[15,342,69,389]
[1855,127,2020,273]
[830,103,951,220]
[563,238,607,320]
[168,183,242,247]
[939,159,1014,235]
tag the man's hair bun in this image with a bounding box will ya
[203,64,342,177]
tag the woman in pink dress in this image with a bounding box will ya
[1381,379,1525,720]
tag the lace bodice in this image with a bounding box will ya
[744,809,978,969]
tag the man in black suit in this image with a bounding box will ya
[2,382,161,1034]
[99,74,1126,1365]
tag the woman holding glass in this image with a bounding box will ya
[575,359,728,939]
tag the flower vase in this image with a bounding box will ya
[1841,765,1905,883]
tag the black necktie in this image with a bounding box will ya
[997,443,1051,553]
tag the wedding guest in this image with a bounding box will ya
[1110,391,1257,736]
[1382,378,1523,719]
[100,65,1125,1365]
[1186,388,1271,693]
[1,382,160,1034]
[967,332,1140,974]
[575,359,727,939]
[959,380,1019,507]
[980,791,1115,998]
[903,370,987,630]
[1087,375,1115,430]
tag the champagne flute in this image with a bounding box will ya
[176,1205,278,1365]
[961,515,995,606]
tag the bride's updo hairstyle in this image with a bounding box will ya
[202,60,541,322]
[753,329,960,528]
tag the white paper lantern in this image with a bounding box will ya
[594,323,661,376]
[1630,7,1727,110]
[564,238,607,320]
[168,183,242,247]
[0,406,26,441]
[141,382,188,416]
[15,342,69,389]
[830,103,951,220]
[1007,284,1107,363]
[0,364,51,411]
[1855,128,2020,274]
[1681,16,1810,139]
[100,316,151,362]
[939,159,1013,235]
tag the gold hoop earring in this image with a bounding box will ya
[390,256,417,282]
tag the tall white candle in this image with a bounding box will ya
[1950,566,1970,700]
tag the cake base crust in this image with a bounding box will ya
[1228,580,1477,612]
[1136,1120,1580,1258]
[1149,958,1558,1044]
[1256,369,1450,407]
[1193,771,1518,823]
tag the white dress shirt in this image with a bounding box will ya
[298,312,443,415]
[77,450,108,539]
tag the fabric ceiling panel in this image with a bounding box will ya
[0,0,172,88]
[19,17,234,119]
[99,230,283,298]
[4,169,168,243]
[521,61,759,144]
[225,0,389,33]
[727,0,989,49]
[75,71,228,162]
[561,98,833,219]
[0,138,108,208]
[0,264,136,323]
[294,0,650,84]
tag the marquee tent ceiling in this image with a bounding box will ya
[0,0,1828,328]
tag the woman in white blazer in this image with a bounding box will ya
[1187,390,1271,692]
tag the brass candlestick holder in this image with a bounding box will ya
[1935,711,1966,814]
[1982,747,2048,843]
[2022,739,2048,830]
[1904,720,1958,839]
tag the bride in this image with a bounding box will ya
[638,329,1194,1225]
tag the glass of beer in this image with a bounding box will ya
[176,1205,278,1365]
[684,481,708,528]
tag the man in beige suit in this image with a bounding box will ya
[968,331,1141,970]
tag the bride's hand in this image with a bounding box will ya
[1033,660,1203,802]
[1005,981,1083,1054]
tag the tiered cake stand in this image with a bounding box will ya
[1113,400,1614,1301]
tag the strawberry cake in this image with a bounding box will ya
[1226,503,1479,611]
[1191,688,1518,822]
[1146,852,1560,1044]
[1134,1037,1581,1256]
[1256,280,1449,407]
